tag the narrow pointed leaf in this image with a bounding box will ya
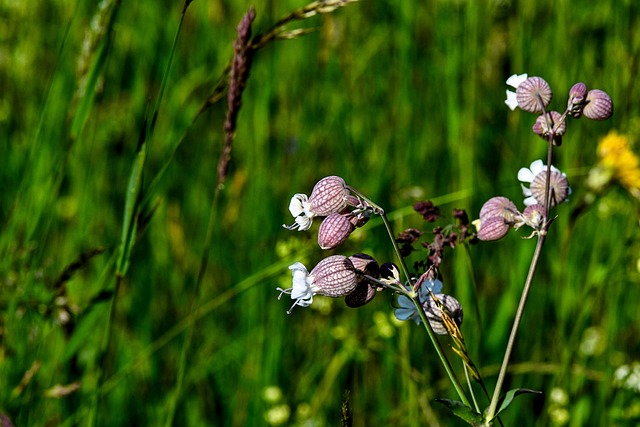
[487,388,542,420]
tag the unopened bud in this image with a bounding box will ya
[317,213,354,250]
[583,89,613,121]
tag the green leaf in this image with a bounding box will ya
[435,399,484,426]
[488,388,543,420]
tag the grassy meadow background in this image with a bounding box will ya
[1,0,640,425]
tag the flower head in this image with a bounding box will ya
[283,176,350,231]
[532,111,566,146]
[277,255,358,314]
[518,160,571,207]
[505,74,552,113]
[516,76,553,113]
[475,196,520,241]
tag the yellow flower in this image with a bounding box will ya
[596,131,640,198]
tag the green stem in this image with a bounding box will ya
[484,232,546,423]
[346,186,471,406]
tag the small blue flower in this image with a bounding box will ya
[394,279,443,324]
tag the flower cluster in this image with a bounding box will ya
[505,73,613,146]
[393,270,463,335]
[283,176,375,249]
[475,159,570,241]
[477,73,613,242]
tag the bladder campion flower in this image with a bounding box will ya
[283,176,350,231]
[422,294,464,335]
[516,76,553,114]
[277,255,358,314]
[518,160,571,207]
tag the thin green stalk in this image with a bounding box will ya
[485,104,558,423]
[346,186,471,406]
[412,294,472,407]
[484,233,546,423]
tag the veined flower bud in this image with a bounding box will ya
[568,82,588,118]
[318,213,354,250]
[529,170,571,207]
[583,89,613,121]
[477,216,510,241]
[479,196,519,223]
[309,176,350,216]
[516,76,553,113]
[422,294,464,335]
[310,255,358,297]
[532,111,566,146]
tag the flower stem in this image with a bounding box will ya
[346,185,471,406]
[485,232,546,423]
[412,293,472,407]
[486,101,557,423]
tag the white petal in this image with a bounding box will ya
[518,167,535,183]
[529,159,545,175]
[523,196,538,206]
[294,215,313,231]
[506,73,528,89]
[505,90,519,110]
[288,194,308,217]
[520,183,533,197]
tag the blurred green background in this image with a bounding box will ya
[1,0,639,426]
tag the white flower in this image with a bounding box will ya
[505,73,528,110]
[277,256,358,314]
[394,279,443,324]
[283,194,315,231]
[277,262,318,313]
[518,159,571,207]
